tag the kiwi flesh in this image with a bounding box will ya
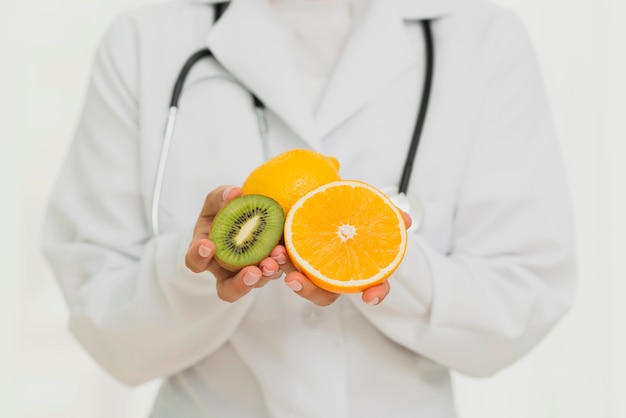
[209,194,285,272]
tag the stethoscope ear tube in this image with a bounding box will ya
[151,106,178,236]
[385,19,433,233]
[399,19,434,195]
[151,49,214,236]
[170,49,214,108]
[169,2,229,107]
[151,48,268,236]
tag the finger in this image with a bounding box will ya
[185,238,216,273]
[192,185,243,242]
[361,280,391,306]
[258,257,283,282]
[401,210,412,230]
[216,265,264,302]
[284,271,340,306]
[270,245,298,274]
[207,185,242,215]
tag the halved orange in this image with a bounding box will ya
[284,180,408,293]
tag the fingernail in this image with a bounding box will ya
[273,254,288,265]
[286,280,303,292]
[262,267,277,277]
[366,297,380,306]
[198,245,212,258]
[222,186,234,202]
[243,272,262,286]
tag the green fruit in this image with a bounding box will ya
[210,194,285,271]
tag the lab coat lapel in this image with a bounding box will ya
[205,0,320,149]
[315,0,462,138]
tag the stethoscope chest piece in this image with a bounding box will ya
[382,187,425,233]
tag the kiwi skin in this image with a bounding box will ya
[209,194,285,272]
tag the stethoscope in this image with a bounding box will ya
[151,3,433,237]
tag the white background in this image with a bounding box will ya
[1,0,625,417]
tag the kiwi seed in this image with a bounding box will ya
[209,194,285,272]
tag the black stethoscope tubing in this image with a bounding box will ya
[400,19,433,195]
[169,49,266,111]
[153,8,433,236]
[170,19,433,194]
[169,2,266,112]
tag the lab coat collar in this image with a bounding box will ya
[395,0,462,19]
[189,0,461,18]
[206,0,320,148]
[201,0,460,149]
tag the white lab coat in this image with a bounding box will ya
[43,0,577,417]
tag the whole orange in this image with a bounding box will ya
[242,149,341,215]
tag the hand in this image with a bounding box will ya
[185,185,286,302]
[282,210,412,307]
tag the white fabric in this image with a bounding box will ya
[270,0,354,112]
[42,0,577,417]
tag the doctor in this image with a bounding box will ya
[43,0,576,417]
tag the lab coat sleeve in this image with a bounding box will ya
[42,15,255,386]
[350,11,576,377]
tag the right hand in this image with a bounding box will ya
[281,209,412,307]
[185,185,286,302]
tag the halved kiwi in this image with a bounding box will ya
[209,194,285,272]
